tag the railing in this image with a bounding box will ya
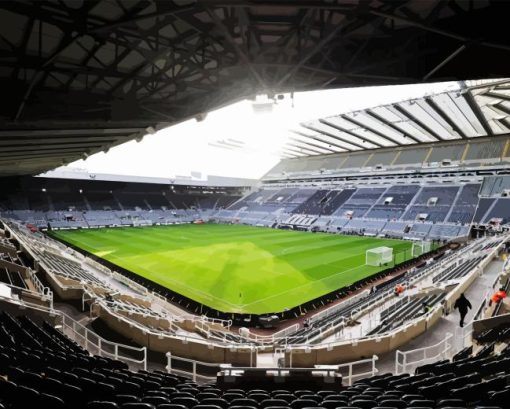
[395,332,453,375]
[112,272,149,295]
[165,352,249,383]
[309,289,370,324]
[97,301,257,349]
[60,312,147,371]
[0,293,148,371]
[243,323,300,344]
[314,355,379,386]
[214,355,378,387]
[28,268,53,300]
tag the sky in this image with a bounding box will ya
[56,81,461,180]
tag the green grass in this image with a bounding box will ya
[50,224,413,314]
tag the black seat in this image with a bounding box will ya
[115,395,140,404]
[378,399,406,408]
[272,395,294,404]
[321,399,348,409]
[230,398,259,408]
[248,393,270,403]
[121,404,155,409]
[223,393,245,402]
[87,402,120,409]
[193,405,223,409]
[12,385,40,407]
[289,399,318,409]
[172,397,199,407]
[40,392,66,409]
[201,398,228,408]
[437,399,467,407]
[197,392,219,400]
[260,399,288,409]
[349,400,378,409]
[142,396,169,405]
[157,405,189,409]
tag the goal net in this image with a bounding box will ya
[366,246,393,266]
[412,241,432,257]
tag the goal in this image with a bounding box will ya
[366,246,393,266]
[412,240,432,257]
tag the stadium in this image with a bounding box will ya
[1,1,510,409]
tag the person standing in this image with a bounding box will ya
[454,293,472,327]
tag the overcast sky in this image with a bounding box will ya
[57,81,460,180]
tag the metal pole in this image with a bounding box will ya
[166,352,172,374]
[192,361,197,382]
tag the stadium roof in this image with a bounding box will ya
[284,79,510,157]
[1,1,510,175]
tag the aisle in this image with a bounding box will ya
[374,258,504,375]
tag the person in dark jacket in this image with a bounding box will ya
[454,293,472,327]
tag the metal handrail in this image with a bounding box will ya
[0,293,148,370]
[395,332,453,375]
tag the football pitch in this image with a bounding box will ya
[50,224,413,314]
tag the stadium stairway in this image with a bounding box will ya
[373,256,505,376]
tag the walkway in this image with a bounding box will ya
[375,258,504,374]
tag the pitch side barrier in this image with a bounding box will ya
[46,224,450,326]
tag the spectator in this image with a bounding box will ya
[454,293,472,327]
[489,287,507,307]
[394,283,405,297]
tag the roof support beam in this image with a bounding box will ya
[302,123,364,150]
[275,20,344,88]
[422,44,466,80]
[288,137,338,154]
[291,130,347,152]
[370,9,510,53]
[318,118,384,148]
[364,109,422,144]
[462,90,494,137]
[393,104,444,141]
[205,7,267,90]
[339,114,404,146]
[286,142,329,155]
[425,97,467,139]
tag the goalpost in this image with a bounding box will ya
[412,240,432,257]
[366,246,393,266]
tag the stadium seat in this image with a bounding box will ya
[87,402,120,409]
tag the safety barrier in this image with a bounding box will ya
[395,332,453,375]
[309,289,370,323]
[165,351,256,383]
[206,355,378,387]
[0,293,148,371]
